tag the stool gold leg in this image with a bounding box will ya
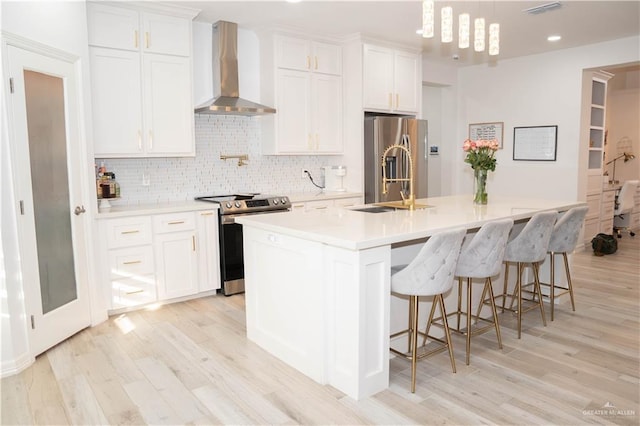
[466,278,472,365]
[410,295,419,393]
[501,262,510,313]
[456,278,463,331]
[437,294,456,374]
[422,296,438,347]
[532,263,547,327]
[550,252,556,321]
[517,262,523,339]
[486,278,503,349]
[563,252,576,312]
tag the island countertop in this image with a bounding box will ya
[236,194,585,251]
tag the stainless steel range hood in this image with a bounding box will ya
[195,21,275,116]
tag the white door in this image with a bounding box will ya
[6,46,91,356]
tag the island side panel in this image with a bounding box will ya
[325,244,391,400]
[243,226,327,384]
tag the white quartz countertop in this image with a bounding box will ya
[286,191,362,203]
[95,201,217,218]
[236,194,586,250]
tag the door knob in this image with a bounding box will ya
[74,205,86,215]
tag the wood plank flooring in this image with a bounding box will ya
[2,237,639,425]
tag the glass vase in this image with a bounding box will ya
[473,169,488,204]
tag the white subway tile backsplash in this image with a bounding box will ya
[97,115,330,205]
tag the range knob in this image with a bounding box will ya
[281,198,288,204]
[273,199,279,205]
[234,201,242,208]
[225,202,232,209]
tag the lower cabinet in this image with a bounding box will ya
[290,196,362,212]
[101,209,220,312]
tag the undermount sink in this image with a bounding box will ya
[351,206,397,213]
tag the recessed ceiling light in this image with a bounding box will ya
[548,35,562,42]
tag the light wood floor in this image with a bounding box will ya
[3,237,639,425]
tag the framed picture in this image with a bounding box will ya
[469,122,504,149]
[513,125,558,161]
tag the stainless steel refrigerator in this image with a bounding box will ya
[364,115,428,204]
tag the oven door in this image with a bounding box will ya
[219,219,245,296]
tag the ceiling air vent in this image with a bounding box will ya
[523,1,562,15]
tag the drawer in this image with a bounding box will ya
[111,275,157,309]
[586,194,600,220]
[334,197,361,208]
[305,200,332,211]
[602,190,616,205]
[600,219,613,236]
[601,200,615,217]
[631,212,640,229]
[109,246,155,279]
[105,217,152,248]
[584,217,599,243]
[153,211,196,233]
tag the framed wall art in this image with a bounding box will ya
[513,125,558,161]
[469,122,504,149]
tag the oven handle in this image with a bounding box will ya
[221,209,290,225]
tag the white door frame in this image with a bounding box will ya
[3,34,94,361]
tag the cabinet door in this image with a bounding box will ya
[313,74,343,154]
[276,36,311,71]
[143,54,195,156]
[313,41,342,75]
[363,45,394,111]
[276,69,311,153]
[90,48,144,156]
[142,12,191,57]
[393,51,419,113]
[87,3,140,51]
[196,211,221,292]
[155,230,198,300]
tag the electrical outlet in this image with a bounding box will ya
[142,173,150,186]
[301,169,308,179]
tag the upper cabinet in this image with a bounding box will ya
[363,44,420,114]
[88,2,197,158]
[587,74,609,173]
[263,35,343,155]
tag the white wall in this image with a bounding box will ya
[1,0,97,376]
[453,36,640,200]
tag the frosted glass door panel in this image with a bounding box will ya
[24,70,77,314]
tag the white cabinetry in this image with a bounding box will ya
[599,189,616,235]
[264,35,343,155]
[153,212,198,300]
[196,210,221,292]
[88,2,196,158]
[363,44,420,114]
[104,216,157,309]
[290,196,362,212]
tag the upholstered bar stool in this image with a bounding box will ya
[448,218,514,365]
[495,211,557,338]
[541,206,589,321]
[389,228,466,393]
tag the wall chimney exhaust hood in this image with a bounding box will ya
[194,21,275,116]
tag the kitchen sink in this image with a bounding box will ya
[351,206,397,213]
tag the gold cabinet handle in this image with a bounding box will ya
[388,93,393,109]
[315,56,318,70]
[134,30,138,48]
[121,230,140,235]
[148,130,153,150]
[125,289,144,295]
[292,204,305,209]
[123,260,142,265]
[200,212,214,216]
[168,220,185,225]
[396,93,400,109]
[192,235,196,251]
[145,31,150,49]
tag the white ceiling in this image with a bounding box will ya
[167,0,640,66]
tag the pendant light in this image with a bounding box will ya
[441,6,453,43]
[459,13,470,49]
[474,18,485,52]
[489,23,500,55]
[422,0,434,38]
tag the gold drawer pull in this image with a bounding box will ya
[121,230,140,235]
[123,260,142,265]
[200,212,214,216]
[168,220,185,225]
[125,289,144,295]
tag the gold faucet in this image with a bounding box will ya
[381,143,415,210]
[220,154,248,166]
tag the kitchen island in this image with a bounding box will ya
[236,195,585,400]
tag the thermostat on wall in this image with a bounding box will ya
[429,145,439,155]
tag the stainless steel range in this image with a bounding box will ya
[195,194,291,295]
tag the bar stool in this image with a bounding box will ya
[496,211,557,338]
[449,219,514,365]
[541,206,589,321]
[389,228,466,393]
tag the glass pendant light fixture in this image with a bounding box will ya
[441,6,453,43]
[474,17,485,52]
[458,13,470,49]
[422,0,434,38]
[489,23,500,55]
